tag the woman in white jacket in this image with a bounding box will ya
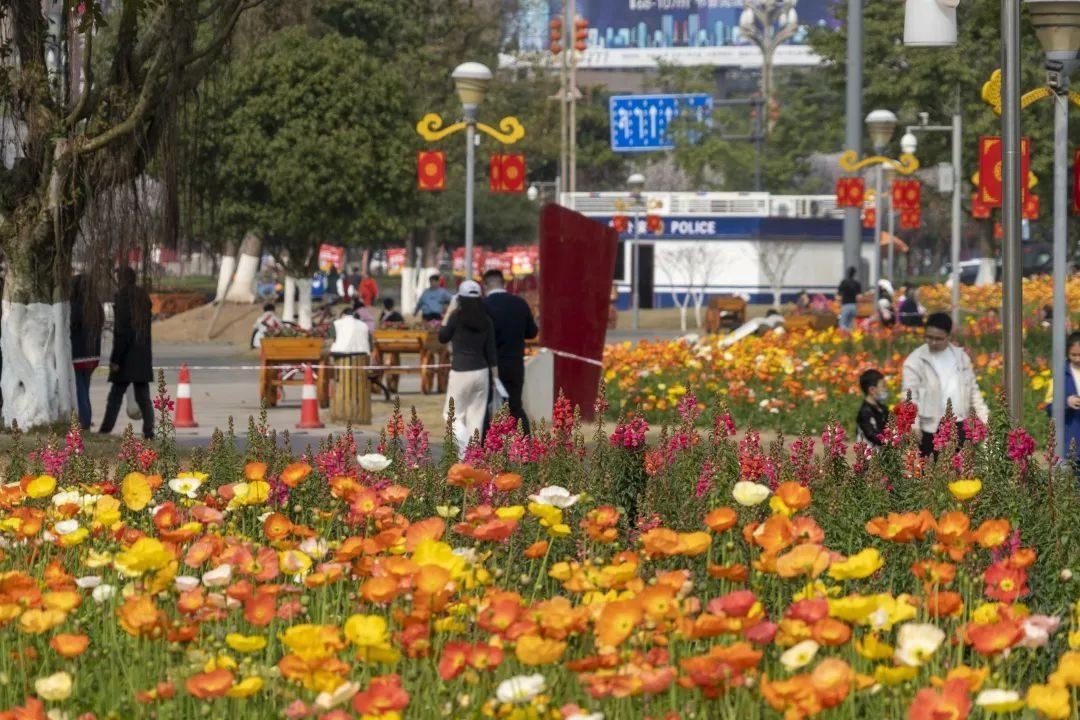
[901,312,989,456]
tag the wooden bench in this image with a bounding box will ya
[704,295,748,334]
[259,337,331,408]
[372,329,449,395]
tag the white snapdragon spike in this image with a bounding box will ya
[91,584,116,603]
[528,485,580,508]
[357,453,392,472]
[202,565,232,587]
[168,476,202,498]
[894,623,946,667]
[174,576,200,592]
[495,674,546,704]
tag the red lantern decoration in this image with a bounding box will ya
[645,214,663,234]
[612,215,629,233]
[835,177,865,208]
[899,209,921,230]
[417,151,446,191]
[862,208,876,229]
[892,180,921,211]
[501,154,526,193]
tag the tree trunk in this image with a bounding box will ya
[976,220,996,286]
[215,238,238,302]
[224,232,261,303]
[283,276,297,323]
[678,303,688,332]
[0,203,78,429]
[401,231,418,316]
[296,278,313,330]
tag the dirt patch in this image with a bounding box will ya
[153,302,262,345]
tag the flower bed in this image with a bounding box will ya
[603,324,1052,438]
[917,275,1080,315]
[0,389,1078,719]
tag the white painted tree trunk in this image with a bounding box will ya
[976,258,996,286]
[296,278,313,330]
[215,254,236,302]
[692,292,706,328]
[224,233,261,303]
[400,267,416,317]
[1,301,76,428]
[283,276,297,324]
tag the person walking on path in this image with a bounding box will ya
[901,312,989,457]
[99,267,155,439]
[483,269,539,434]
[1044,331,1080,470]
[438,280,498,454]
[70,274,103,430]
[358,269,379,309]
[325,265,341,304]
[837,267,861,331]
[415,274,453,322]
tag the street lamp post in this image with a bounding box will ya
[1027,0,1080,456]
[740,0,800,137]
[842,0,863,283]
[451,62,493,276]
[866,110,898,289]
[901,103,963,329]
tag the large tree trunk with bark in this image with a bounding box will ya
[224,232,261,303]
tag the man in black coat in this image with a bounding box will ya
[482,270,538,433]
[99,267,155,439]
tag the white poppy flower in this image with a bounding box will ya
[528,485,580,508]
[168,476,202,499]
[201,565,232,588]
[91,584,116,603]
[53,519,80,536]
[495,674,546,704]
[174,576,200,592]
[357,453,392,473]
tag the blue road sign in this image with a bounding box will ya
[609,93,713,152]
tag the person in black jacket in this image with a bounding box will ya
[70,274,104,430]
[482,269,539,433]
[99,267,154,439]
[855,368,890,448]
[438,280,498,455]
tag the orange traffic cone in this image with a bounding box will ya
[296,363,324,429]
[174,364,198,428]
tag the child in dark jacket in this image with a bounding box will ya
[856,368,890,448]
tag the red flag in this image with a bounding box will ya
[971,193,992,219]
[862,208,876,229]
[417,151,446,191]
[1023,193,1040,220]
[645,214,663,234]
[502,154,526,193]
[489,154,504,193]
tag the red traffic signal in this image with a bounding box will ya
[549,18,563,55]
[574,17,589,52]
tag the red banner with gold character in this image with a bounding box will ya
[417,151,446,191]
[971,193,992,219]
[978,136,1030,207]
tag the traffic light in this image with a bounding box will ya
[573,17,589,52]
[549,18,563,55]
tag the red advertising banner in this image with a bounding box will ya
[317,244,345,272]
[539,204,617,421]
[386,248,407,276]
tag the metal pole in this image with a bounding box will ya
[872,165,883,290]
[568,0,577,194]
[631,210,641,331]
[951,104,962,329]
[558,3,568,196]
[1053,85,1069,456]
[842,0,864,280]
[464,121,476,277]
[1001,0,1023,422]
[887,188,895,284]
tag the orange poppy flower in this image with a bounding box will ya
[243,594,276,627]
[753,515,795,554]
[404,518,445,551]
[908,678,971,720]
[359,577,400,605]
[381,484,410,504]
[811,657,854,709]
[638,584,678,622]
[523,541,549,559]
[280,462,312,488]
[640,528,681,557]
[185,669,234,699]
[438,641,470,681]
[910,560,957,588]
[775,543,830,579]
[704,507,738,533]
[243,462,267,481]
[708,563,749,582]
[936,511,971,541]
[351,674,410,717]
[972,519,1010,549]
[48,633,89,658]
[811,618,852,647]
[116,595,162,637]
[775,482,812,512]
[263,513,293,542]
[413,565,451,596]
[447,463,492,489]
[494,473,522,491]
[596,598,643,648]
[865,511,934,543]
[930,665,989,693]
[984,562,1028,603]
[675,531,712,557]
[1007,547,1037,569]
[514,634,567,665]
[966,619,1023,655]
[925,591,963,618]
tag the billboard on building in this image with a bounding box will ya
[503,0,838,69]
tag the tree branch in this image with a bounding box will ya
[77,49,166,155]
[63,28,92,127]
